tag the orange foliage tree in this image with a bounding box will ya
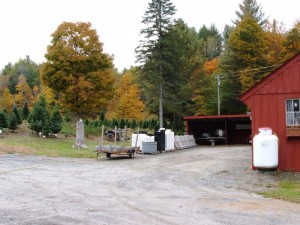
[15,75,32,108]
[42,22,115,119]
[106,70,146,121]
[1,88,13,112]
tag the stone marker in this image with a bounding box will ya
[73,119,87,148]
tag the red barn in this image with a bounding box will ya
[240,52,300,171]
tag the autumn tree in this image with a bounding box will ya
[15,74,32,108]
[281,21,300,61]
[219,16,267,113]
[264,20,286,65]
[42,22,115,120]
[1,88,13,112]
[191,58,219,116]
[106,70,146,121]
[136,0,176,128]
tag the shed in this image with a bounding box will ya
[240,52,300,171]
[184,114,251,145]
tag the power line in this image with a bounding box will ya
[220,64,282,78]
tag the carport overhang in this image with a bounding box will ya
[184,114,251,145]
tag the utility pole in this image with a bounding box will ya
[216,75,221,115]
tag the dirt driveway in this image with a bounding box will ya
[1,146,300,225]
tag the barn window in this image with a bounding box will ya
[286,99,300,126]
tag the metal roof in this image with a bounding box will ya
[184,114,250,121]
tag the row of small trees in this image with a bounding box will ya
[84,115,185,134]
[0,95,63,137]
[28,95,63,137]
[0,106,23,131]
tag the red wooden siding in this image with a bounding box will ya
[240,53,300,171]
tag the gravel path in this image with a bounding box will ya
[1,146,300,225]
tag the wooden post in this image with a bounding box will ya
[122,126,127,149]
[100,125,104,148]
[134,127,140,151]
[114,126,117,145]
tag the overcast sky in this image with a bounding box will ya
[0,0,299,71]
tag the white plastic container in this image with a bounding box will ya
[165,129,175,151]
[253,127,278,169]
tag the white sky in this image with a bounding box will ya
[0,0,299,71]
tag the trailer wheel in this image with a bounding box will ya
[106,153,111,158]
[128,151,134,158]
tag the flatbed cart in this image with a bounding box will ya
[96,126,140,159]
[96,145,140,159]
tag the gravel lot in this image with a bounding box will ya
[1,146,300,225]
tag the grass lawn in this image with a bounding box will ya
[260,180,300,203]
[0,121,135,158]
[0,127,132,158]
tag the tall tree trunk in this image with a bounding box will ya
[159,81,163,128]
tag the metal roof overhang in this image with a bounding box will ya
[183,114,251,122]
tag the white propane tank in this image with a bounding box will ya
[253,127,278,169]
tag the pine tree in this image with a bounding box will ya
[9,112,18,132]
[42,117,52,137]
[51,107,63,134]
[131,119,137,129]
[22,101,30,120]
[136,0,176,128]
[28,95,51,136]
[219,16,267,114]
[0,111,9,129]
[119,118,125,129]
[13,107,22,125]
[233,0,267,27]
[99,110,105,122]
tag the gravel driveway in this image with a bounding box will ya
[1,146,300,225]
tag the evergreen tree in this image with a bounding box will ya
[142,120,148,129]
[119,118,125,129]
[51,107,63,134]
[131,119,137,129]
[136,0,176,128]
[99,110,105,121]
[0,111,9,128]
[233,0,267,27]
[8,112,18,132]
[42,118,52,137]
[13,106,22,125]
[6,56,40,95]
[22,101,30,120]
[219,16,267,114]
[28,95,51,136]
[198,24,223,60]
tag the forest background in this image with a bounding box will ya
[0,0,299,135]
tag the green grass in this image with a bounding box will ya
[0,121,134,158]
[1,135,133,158]
[260,181,300,203]
[1,135,101,158]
